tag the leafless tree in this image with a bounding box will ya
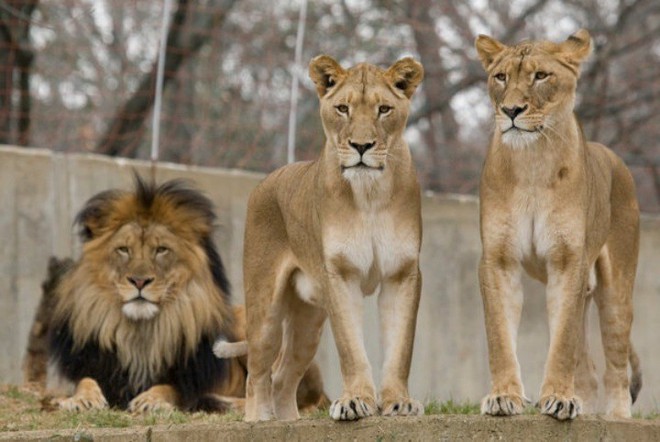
[9,0,660,211]
[97,0,238,157]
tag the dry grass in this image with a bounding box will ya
[0,384,241,433]
[0,384,484,433]
[2,384,657,434]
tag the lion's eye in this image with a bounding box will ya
[378,105,392,115]
[534,71,549,81]
[335,104,349,114]
[116,246,130,256]
[494,73,506,82]
[155,246,169,256]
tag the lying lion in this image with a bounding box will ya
[23,176,327,413]
[475,29,641,420]
[240,55,425,421]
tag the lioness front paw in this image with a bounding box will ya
[481,393,527,416]
[128,391,176,414]
[538,395,581,420]
[380,397,424,417]
[329,396,376,421]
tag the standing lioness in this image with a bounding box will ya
[475,29,640,420]
[243,56,424,421]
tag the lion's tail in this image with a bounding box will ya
[213,338,248,359]
[629,343,642,404]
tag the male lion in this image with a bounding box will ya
[38,176,328,413]
[475,29,641,420]
[242,56,424,421]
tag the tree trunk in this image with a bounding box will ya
[407,0,461,192]
[97,0,238,158]
[0,0,38,145]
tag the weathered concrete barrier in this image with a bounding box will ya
[2,415,660,442]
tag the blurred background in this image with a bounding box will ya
[0,0,658,211]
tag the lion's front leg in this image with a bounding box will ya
[377,267,423,417]
[479,257,528,416]
[56,377,108,411]
[128,384,178,413]
[326,274,377,421]
[538,259,587,420]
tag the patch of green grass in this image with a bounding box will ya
[2,385,38,404]
[633,410,660,420]
[425,399,480,415]
[63,409,134,428]
[522,405,539,415]
[302,407,329,420]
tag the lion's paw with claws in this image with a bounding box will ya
[538,395,582,420]
[329,396,376,421]
[380,397,424,417]
[128,390,176,414]
[481,393,528,416]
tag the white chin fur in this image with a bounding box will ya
[122,301,159,320]
[342,167,382,181]
[501,130,540,149]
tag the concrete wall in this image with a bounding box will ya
[1,146,658,412]
[4,416,660,442]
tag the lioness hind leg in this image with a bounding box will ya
[378,269,423,417]
[574,295,599,413]
[244,274,285,422]
[594,253,635,418]
[478,258,527,416]
[271,296,326,420]
[245,314,282,422]
[594,151,641,419]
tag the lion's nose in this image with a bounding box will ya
[501,105,528,120]
[349,140,375,155]
[127,276,154,290]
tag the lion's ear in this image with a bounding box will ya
[385,57,424,99]
[475,34,507,70]
[75,190,122,241]
[309,55,346,97]
[557,29,592,71]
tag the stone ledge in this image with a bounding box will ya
[2,415,660,442]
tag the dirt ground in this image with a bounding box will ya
[3,414,660,442]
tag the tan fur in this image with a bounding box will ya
[243,56,424,421]
[475,29,640,420]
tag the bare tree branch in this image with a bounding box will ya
[97,0,238,157]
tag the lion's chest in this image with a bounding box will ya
[509,187,583,280]
[294,212,418,306]
[513,193,553,258]
[323,211,418,290]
